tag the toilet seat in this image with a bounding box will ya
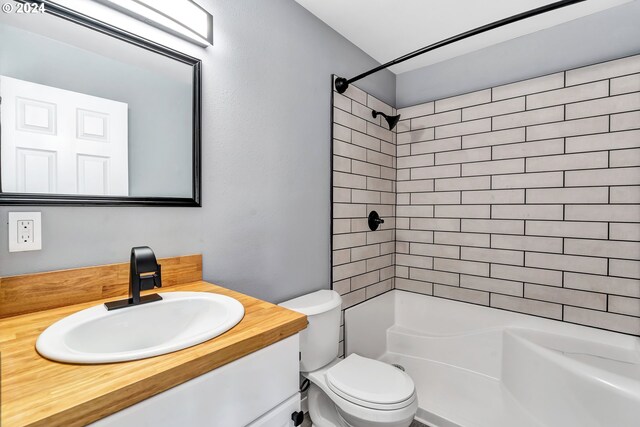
[325,354,416,410]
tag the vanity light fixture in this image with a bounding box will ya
[96,0,213,47]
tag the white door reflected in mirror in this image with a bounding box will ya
[0,76,129,196]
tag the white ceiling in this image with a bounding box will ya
[294,0,634,74]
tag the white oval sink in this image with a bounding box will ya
[36,292,245,364]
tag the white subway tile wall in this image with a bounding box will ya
[333,58,640,340]
[332,78,396,356]
[393,55,640,336]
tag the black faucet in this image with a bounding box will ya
[105,246,163,310]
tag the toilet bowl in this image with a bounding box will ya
[280,290,418,427]
[305,355,418,427]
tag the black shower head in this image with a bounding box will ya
[372,110,401,130]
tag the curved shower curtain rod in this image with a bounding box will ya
[334,0,587,94]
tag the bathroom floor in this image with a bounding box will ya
[301,413,427,427]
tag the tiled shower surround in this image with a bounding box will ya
[332,79,397,355]
[332,55,640,339]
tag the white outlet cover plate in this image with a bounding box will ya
[8,212,42,252]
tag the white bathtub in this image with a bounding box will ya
[344,290,640,427]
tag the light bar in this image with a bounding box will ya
[96,0,212,47]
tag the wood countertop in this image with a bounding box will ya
[0,281,308,427]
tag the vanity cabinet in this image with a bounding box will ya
[89,335,300,427]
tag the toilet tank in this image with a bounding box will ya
[279,290,342,372]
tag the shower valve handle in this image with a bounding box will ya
[368,211,384,231]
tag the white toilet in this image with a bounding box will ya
[280,290,418,427]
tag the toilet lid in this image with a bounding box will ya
[326,354,415,407]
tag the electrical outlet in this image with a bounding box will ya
[8,212,41,252]
[17,220,34,244]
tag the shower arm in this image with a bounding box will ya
[334,0,587,94]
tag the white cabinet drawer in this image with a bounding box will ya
[90,335,300,427]
[247,394,300,427]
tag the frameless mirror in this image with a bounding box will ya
[0,1,201,206]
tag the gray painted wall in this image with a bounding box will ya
[396,1,640,108]
[0,23,193,197]
[0,0,395,303]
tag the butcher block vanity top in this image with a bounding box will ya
[0,255,308,427]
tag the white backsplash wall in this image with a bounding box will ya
[332,79,396,356]
[394,55,640,336]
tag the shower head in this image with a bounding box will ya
[372,110,401,130]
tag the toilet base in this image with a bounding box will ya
[308,383,347,427]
